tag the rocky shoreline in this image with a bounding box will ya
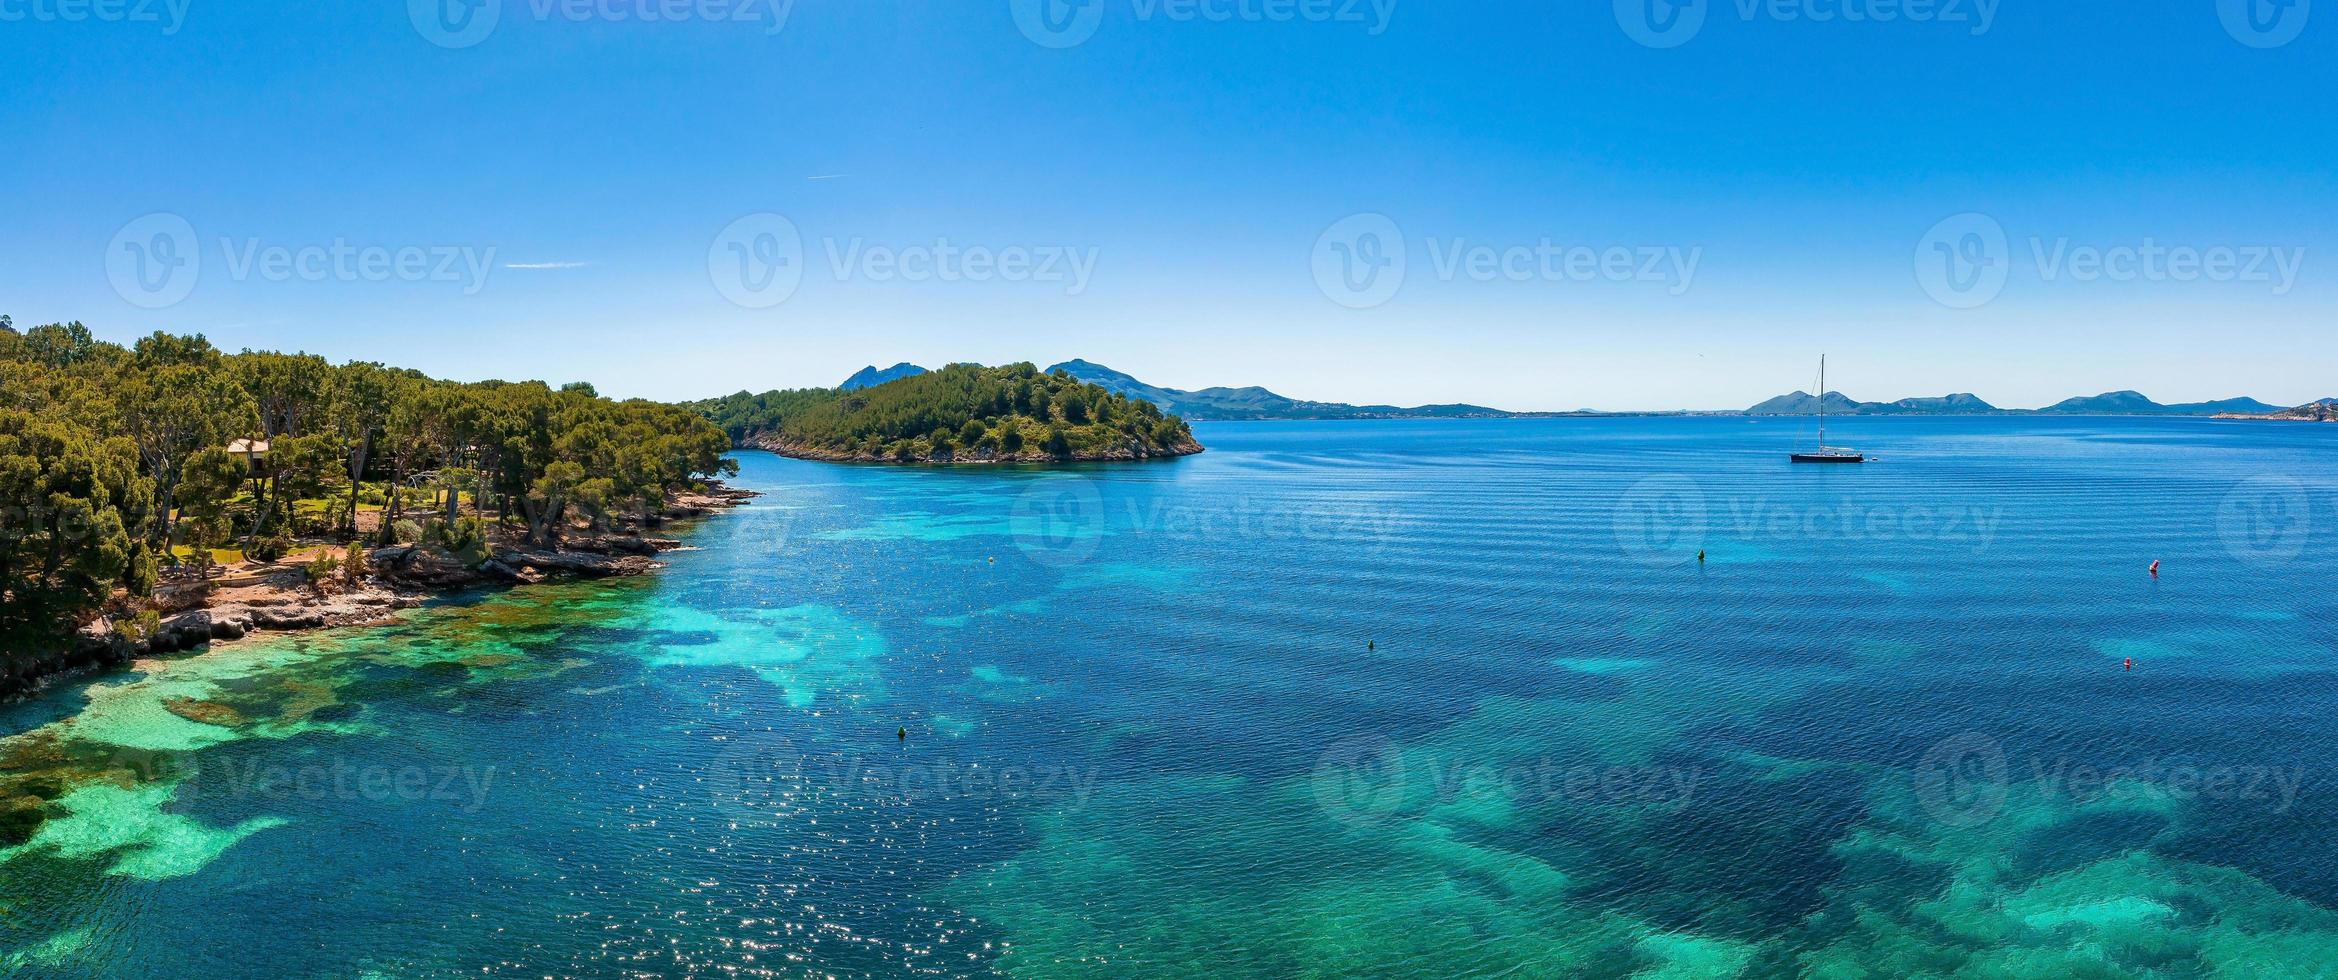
[3,485,758,702]
[2215,401,2337,422]
[743,435,1204,465]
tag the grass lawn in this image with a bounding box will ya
[168,544,247,565]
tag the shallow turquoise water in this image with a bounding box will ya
[4,417,2337,977]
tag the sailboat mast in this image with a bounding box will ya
[1818,355,1826,448]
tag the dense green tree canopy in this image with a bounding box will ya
[693,362,1197,463]
[0,320,737,656]
[0,406,151,653]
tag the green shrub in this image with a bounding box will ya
[112,609,162,645]
[447,516,485,552]
[250,533,294,563]
[126,542,157,598]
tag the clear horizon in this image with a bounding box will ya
[4,3,2332,410]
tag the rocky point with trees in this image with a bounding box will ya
[692,362,1203,464]
[0,319,742,694]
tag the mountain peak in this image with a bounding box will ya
[839,363,929,391]
[1048,359,1517,420]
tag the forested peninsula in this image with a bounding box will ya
[692,362,1204,464]
[0,319,743,696]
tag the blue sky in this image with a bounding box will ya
[3,1,2332,410]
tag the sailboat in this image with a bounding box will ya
[1790,355,1866,464]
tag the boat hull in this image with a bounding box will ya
[1791,453,1866,464]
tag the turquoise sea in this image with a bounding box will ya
[4,417,2337,977]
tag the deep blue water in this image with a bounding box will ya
[4,417,2337,976]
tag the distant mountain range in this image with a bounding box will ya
[1746,391,2000,416]
[1046,360,1516,421]
[1747,389,2285,417]
[833,363,2300,420]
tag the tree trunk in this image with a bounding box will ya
[346,432,372,541]
[384,457,407,533]
[154,481,177,551]
[244,473,268,550]
[520,496,566,549]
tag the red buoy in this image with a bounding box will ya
[2124,657,2133,672]
[2148,560,2160,577]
